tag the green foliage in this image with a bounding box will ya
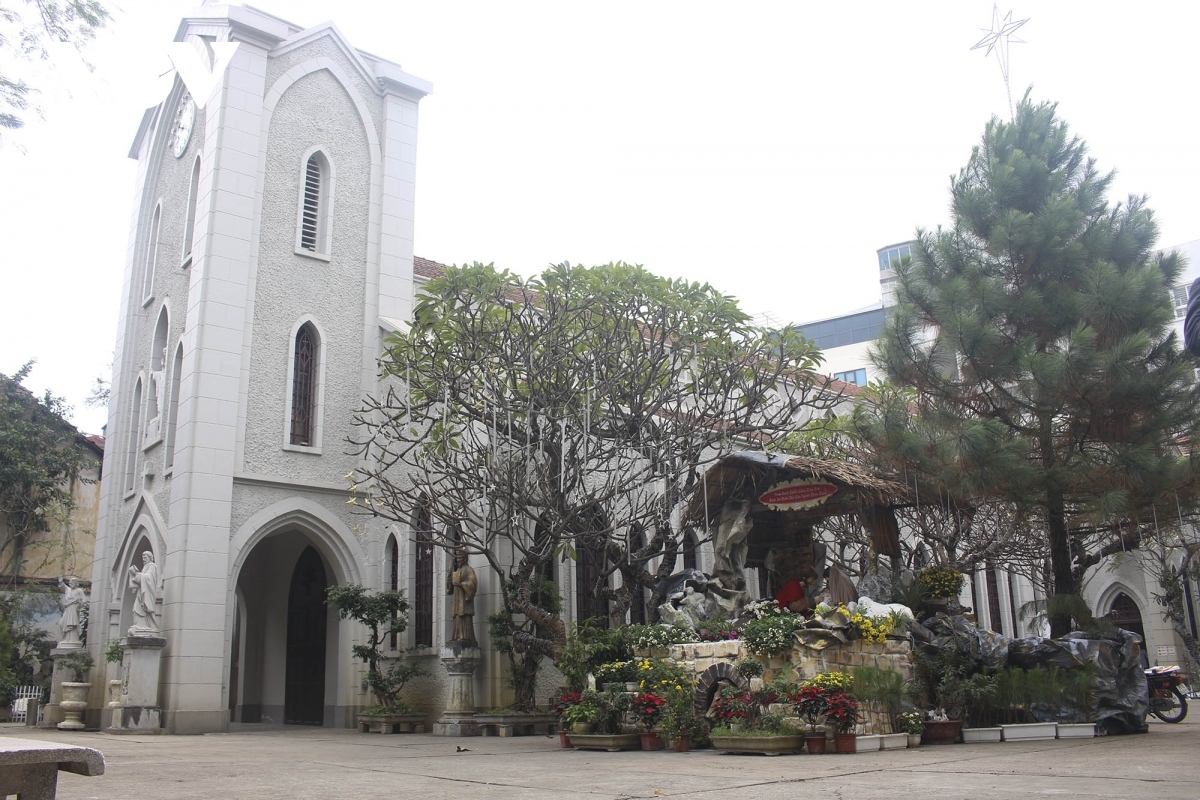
[895,710,925,736]
[488,574,562,710]
[56,648,92,682]
[916,566,964,600]
[356,260,837,661]
[0,365,92,582]
[625,623,696,650]
[960,672,998,728]
[857,95,1200,636]
[733,658,764,679]
[104,639,121,664]
[911,640,974,719]
[850,666,907,728]
[0,592,54,686]
[742,613,804,657]
[0,1,111,138]
[326,584,422,711]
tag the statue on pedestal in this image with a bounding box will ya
[128,551,161,636]
[446,548,478,645]
[57,576,87,647]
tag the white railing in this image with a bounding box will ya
[10,686,45,724]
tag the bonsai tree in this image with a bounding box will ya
[57,649,93,683]
[326,584,426,713]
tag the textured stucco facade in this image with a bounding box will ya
[90,6,441,734]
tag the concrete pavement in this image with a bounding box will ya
[5,718,1197,799]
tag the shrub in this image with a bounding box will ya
[916,565,964,599]
[804,670,854,693]
[742,613,803,656]
[734,658,764,679]
[896,710,925,735]
[627,624,695,650]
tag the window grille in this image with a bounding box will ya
[576,536,607,626]
[1173,284,1190,318]
[386,535,399,649]
[290,324,316,446]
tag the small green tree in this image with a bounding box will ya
[487,573,562,711]
[0,363,92,583]
[857,95,1200,637]
[326,584,425,712]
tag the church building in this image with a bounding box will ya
[89,5,506,733]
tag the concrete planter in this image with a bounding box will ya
[357,712,426,734]
[568,733,640,752]
[921,719,961,745]
[880,733,908,750]
[1056,723,1096,739]
[962,726,1003,743]
[1001,722,1057,742]
[57,682,90,731]
[711,734,805,756]
[856,734,883,751]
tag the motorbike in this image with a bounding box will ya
[1145,666,1189,723]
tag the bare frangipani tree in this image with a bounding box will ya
[352,262,840,675]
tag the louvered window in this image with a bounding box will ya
[576,535,608,627]
[300,155,322,251]
[1173,284,1190,319]
[386,535,400,649]
[290,324,316,446]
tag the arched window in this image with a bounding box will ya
[124,378,143,493]
[182,155,201,266]
[413,501,434,648]
[576,534,608,627]
[142,204,161,304]
[628,526,646,625]
[682,529,700,572]
[296,150,333,257]
[289,323,318,447]
[385,534,399,649]
[146,307,169,441]
[164,344,183,470]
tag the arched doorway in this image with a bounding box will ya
[230,530,340,726]
[285,546,328,725]
[1106,592,1150,669]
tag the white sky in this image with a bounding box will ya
[2,1,1198,435]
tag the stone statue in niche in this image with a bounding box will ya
[128,551,162,636]
[57,576,87,647]
[446,548,478,645]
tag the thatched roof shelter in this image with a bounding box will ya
[685,450,915,561]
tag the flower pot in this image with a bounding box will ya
[805,734,827,754]
[1056,723,1096,739]
[834,733,857,753]
[571,722,595,735]
[1000,722,1056,742]
[962,726,1003,744]
[568,733,640,752]
[558,730,573,748]
[710,734,804,756]
[673,734,690,753]
[920,719,961,745]
[906,734,922,748]
[625,682,639,692]
[58,682,90,731]
[640,732,662,750]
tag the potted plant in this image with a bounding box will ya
[1057,665,1097,739]
[790,684,830,754]
[916,565,964,615]
[326,585,427,733]
[1000,667,1057,741]
[896,710,925,748]
[709,682,804,756]
[568,689,639,751]
[912,643,968,744]
[562,700,602,734]
[631,692,666,750]
[56,649,94,730]
[104,639,123,709]
[824,691,862,753]
[961,672,1001,743]
[553,691,582,746]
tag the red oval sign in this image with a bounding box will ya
[758,482,838,507]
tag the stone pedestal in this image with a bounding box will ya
[433,642,481,737]
[41,645,83,728]
[108,635,166,735]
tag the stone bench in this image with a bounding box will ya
[474,713,557,737]
[356,713,426,734]
[0,736,104,799]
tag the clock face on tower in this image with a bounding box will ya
[171,93,195,158]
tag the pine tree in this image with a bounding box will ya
[856,95,1200,637]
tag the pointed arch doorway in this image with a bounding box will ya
[285,546,328,725]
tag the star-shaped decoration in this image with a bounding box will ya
[972,5,1028,79]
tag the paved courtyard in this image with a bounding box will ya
[4,718,1196,800]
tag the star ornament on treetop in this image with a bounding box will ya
[972,6,1028,59]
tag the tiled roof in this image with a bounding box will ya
[413,256,447,280]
